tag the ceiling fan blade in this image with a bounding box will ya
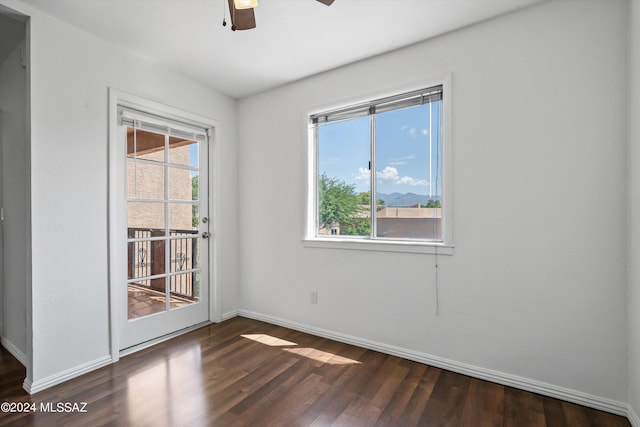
[227,0,256,30]
[316,0,335,5]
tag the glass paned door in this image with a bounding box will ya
[120,118,209,350]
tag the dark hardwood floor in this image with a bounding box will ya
[0,317,632,426]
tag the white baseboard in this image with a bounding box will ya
[24,355,112,395]
[237,309,629,417]
[629,404,640,427]
[1,336,27,367]
[221,310,238,322]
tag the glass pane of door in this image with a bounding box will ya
[126,128,201,320]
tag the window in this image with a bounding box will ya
[307,83,451,251]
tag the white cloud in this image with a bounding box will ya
[376,166,427,187]
[355,165,427,187]
[355,167,370,183]
[376,166,400,182]
[388,154,416,166]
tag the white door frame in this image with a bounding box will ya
[107,88,221,362]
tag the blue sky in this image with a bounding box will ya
[190,143,199,169]
[318,102,442,196]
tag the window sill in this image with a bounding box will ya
[302,237,454,255]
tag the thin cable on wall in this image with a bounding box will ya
[434,247,439,316]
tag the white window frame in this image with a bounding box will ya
[303,75,454,255]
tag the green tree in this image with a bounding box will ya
[319,174,367,236]
[356,191,370,205]
[356,191,384,207]
[421,199,441,208]
[192,175,199,200]
[342,218,370,236]
[192,175,199,228]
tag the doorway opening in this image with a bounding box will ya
[109,91,218,354]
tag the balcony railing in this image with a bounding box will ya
[127,227,199,299]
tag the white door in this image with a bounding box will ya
[118,108,210,350]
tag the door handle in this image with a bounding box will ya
[202,232,211,239]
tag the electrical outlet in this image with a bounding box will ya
[310,291,318,304]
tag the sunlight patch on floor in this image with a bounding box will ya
[241,334,298,347]
[283,347,361,365]
[240,333,361,365]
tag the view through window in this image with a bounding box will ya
[312,86,443,241]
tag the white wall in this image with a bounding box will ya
[0,0,633,414]
[0,37,28,361]
[238,0,629,406]
[0,0,239,389]
[628,0,640,423]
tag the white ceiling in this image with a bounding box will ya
[18,0,546,98]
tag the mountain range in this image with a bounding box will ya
[376,192,441,207]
